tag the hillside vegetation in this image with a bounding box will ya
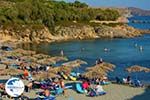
[0,0,120,32]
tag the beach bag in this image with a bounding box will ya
[89,90,96,97]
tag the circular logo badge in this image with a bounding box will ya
[5,77,24,97]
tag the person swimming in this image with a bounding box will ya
[104,48,110,52]
[134,43,138,47]
[139,46,143,51]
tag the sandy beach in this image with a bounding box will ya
[0,74,149,100]
[21,84,149,100]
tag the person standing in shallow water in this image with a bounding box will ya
[60,50,64,56]
[96,58,103,65]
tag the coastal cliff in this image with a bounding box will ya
[0,24,142,44]
[0,0,143,44]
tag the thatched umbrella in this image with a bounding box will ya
[20,56,37,62]
[126,65,150,73]
[84,70,107,79]
[28,62,41,68]
[84,62,115,79]
[37,58,56,65]
[52,66,72,74]
[49,56,68,63]
[1,60,21,66]
[33,72,57,80]
[14,49,36,56]
[62,59,87,68]
[1,51,23,57]
[33,54,50,59]
[126,65,150,80]
[0,68,23,76]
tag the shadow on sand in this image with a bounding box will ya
[130,87,150,100]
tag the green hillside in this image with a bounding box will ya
[0,0,120,31]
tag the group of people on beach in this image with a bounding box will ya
[80,76,107,97]
[115,76,143,87]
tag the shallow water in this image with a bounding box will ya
[19,16,150,83]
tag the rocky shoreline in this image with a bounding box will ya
[0,24,145,45]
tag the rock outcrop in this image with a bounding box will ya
[54,24,141,40]
[94,25,141,38]
[0,24,142,44]
[0,26,54,43]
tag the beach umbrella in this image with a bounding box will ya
[14,49,36,56]
[84,70,106,79]
[1,50,23,57]
[84,62,115,79]
[28,62,41,68]
[1,60,21,66]
[87,62,115,72]
[33,72,57,80]
[51,66,72,74]
[126,65,150,80]
[49,56,68,63]
[20,56,37,62]
[0,68,23,76]
[62,59,87,68]
[126,65,150,73]
[37,58,56,65]
[33,54,50,59]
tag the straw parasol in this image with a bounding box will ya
[1,51,22,57]
[84,62,115,79]
[28,62,41,68]
[20,56,37,62]
[33,54,50,59]
[126,65,150,73]
[33,72,57,80]
[1,60,22,66]
[13,49,36,56]
[37,58,56,65]
[49,66,72,74]
[0,68,23,76]
[48,56,68,63]
[62,59,87,68]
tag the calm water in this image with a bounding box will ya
[19,16,150,83]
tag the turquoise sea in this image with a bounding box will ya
[19,16,150,84]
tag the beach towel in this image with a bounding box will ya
[75,83,84,93]
[55,86,63,95]
[62,74,68,80]
[69,76,76,81]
